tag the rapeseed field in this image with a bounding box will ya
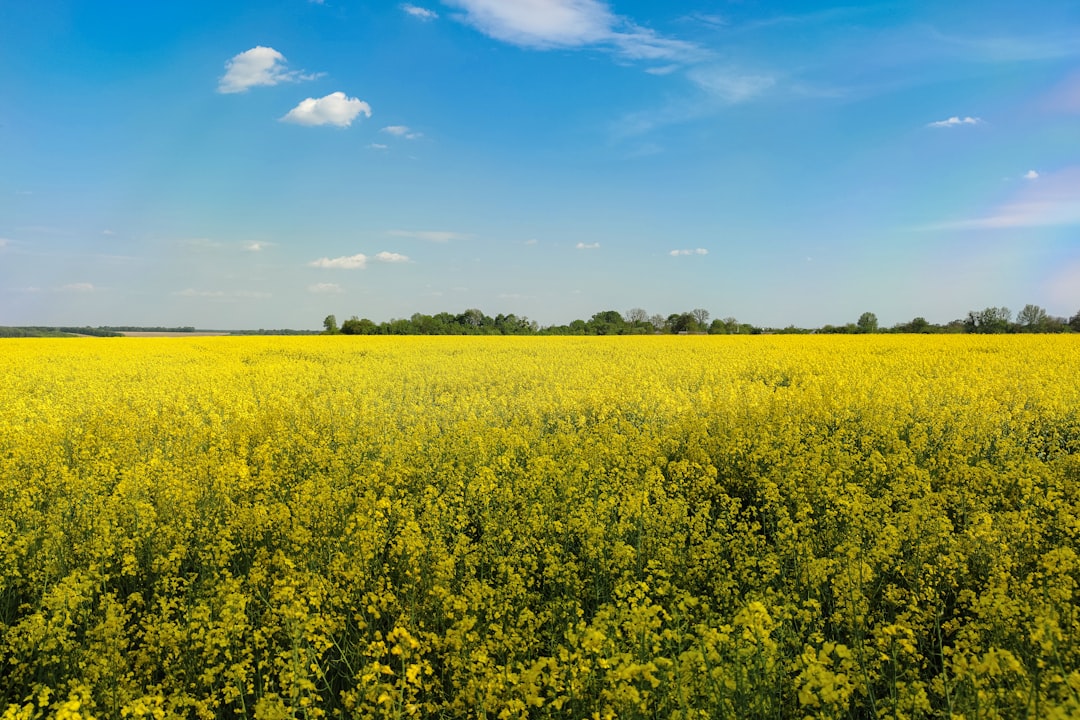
[1,335,1078,719]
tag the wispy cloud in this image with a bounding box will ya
[926,115,982,128]
[375,251,410,263]
[368,143,389,150]
[382,125,423,139]
[309,253,368,269]
[218,47,320,94]
[670,248,708,256]
[59,282,95,292]
[402,4,438,20]
[924,166,1080,230]
[0,238,9,249]
[282,92,372,127]
[308,282,343,294]
[1024,170,1040,180]
[687,66,777,103]
[244,241,270,251]
[576,242,600,249]
[388,229,468,242]
[443,0,704,63]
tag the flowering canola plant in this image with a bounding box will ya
[1,335,1078,719]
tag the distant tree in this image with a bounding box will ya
[649,314,667,333]
[667,312,698,333]
[1017,304,1049,331]
[856,312,878,333]
[340,316,362,335]
[625,308,648,326]
[1071,310,1080,333]
[708,319,726,334]
[691,308,710,328]
[964,307,1011,334]
[908,316,930,333]
[322,314,339,334]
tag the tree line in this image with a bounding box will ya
[322,305,1080,336]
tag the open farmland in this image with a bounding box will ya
[1,336,1079,719]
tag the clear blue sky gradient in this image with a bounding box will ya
[2,0,1078,329]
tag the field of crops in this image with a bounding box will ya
[2,336,1079,719]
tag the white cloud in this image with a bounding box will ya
[0,238,9,248]
[282,92,372,127]
[670,248,708,256]
[444,0,702,62]
[1024,170,1040,180]
[382,125,423,139]
[308,282,343,294]
[388,229,468,242]
[576,242,600,249]
[524,238,539,245]
[375,251,410,263]
[244,241,269,251]
[402,4,438,20]
[60,282,95,292]
[309,253,368,269]
[218,46,319,94]
[368,143,389,150]
[926,116,983,128]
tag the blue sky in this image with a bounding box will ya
[2,0,1078,329]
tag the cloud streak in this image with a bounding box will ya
[670,248,708,256]
[925,167,1080,230]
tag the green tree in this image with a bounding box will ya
[1017,304,1049,331]
[322,314,339,334]
[856,311,878,333]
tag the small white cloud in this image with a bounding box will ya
[382,125,423,139]
[388,229,468,242]
[308,282,343,294]
[244,241,269,251]
[402,3,438,20]
[309,253,368,269]
[926,116,983,128]
[576,242,600,250]
[234,290,272,299]
[368,143,389,150]
[282,92,372,127]
[1024,169,1040,180]
[524,238,538,245]
[670,248,709,256]
[218,46,319,94]
[102,229,116,236]
[0,238,9,248]
[60,282,95,292]
[375,251,410,263]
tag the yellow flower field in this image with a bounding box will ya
[1,335,1078,719]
